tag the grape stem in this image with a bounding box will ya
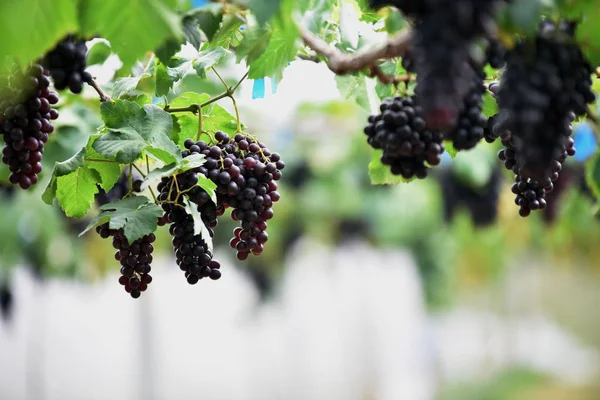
[86,77,111,102]
[368,65,414,86]
[298,24,412,75]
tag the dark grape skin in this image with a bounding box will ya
[1,64,59,189]
[364,95,444,180]
[95,224,155,299]
[43,35,92,94]
[158,131,283,283]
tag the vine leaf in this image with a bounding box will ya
[482,92,498,118]
[42,136,121,218]
[444,141,458,159]
[79,196,163,244]
[585,151,600,201]
[112,57,156,98]
[368,150,414,184]
[86,40,112,66]
[170,92,240,147]
[94,100,180,164]
[0,0,78,71]
[246,17,299,81]
[79,0,182,69]
[194,7,223,42]
[165,46,227,87]
[183,197,213,253]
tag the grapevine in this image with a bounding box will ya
[0,0,599,299]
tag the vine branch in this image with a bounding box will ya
[86,77,111,102]
[298,25,412,75]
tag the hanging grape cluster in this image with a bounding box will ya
[96,223,155,299]
[0,64,59,189]
[155,131,284,285]
[490,21,595,216]
[43,35,92,94]
[364,95,444,179]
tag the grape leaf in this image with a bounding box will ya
[182,15,204,49]
[86,40,112,66]
[585,151,600,201]
[208,14,244,49]
[56,166,102,218]
[236,26,272,64]
[170,92,240,147]
[139,153,208,191]
[155,61,172,97]
[575,7,600,67]
[482,91,498,118]
[0,0,78,71]
[42,135,121,210]
[247,19,299,81]
[165,46,227,87]
[368,149,413,184]
[79,0,182,69]
[249,0,281,26]
[183,197,213,252]
[336,75,372,112]
[94,100,180,164]
[444,141,458,158]
[194,8,223,42]
[80,196,163,244]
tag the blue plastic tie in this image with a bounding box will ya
[573,122,597,162]
[252,78,266,99]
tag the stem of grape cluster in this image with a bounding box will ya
[86,77,111,102]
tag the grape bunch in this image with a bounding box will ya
[185,132,283,260]
[409,0,507,130]
[158,176,222,285]
[96,223,155,299]
[43,35,92,94]
[495,21,594,186]
[485,40,507,69]
[364,95,444,179]
[445,66,487,150]
[0,64,59,189]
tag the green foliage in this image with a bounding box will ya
[81,196,163,243]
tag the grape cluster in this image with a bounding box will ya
[445,66,487,150]
[0,64,59,189]
[408,0,506,130]
[96,223,155,299]
[364,95,444,179]
[158,177,222,285]
[43,35,92,94]
[495,21,594,186]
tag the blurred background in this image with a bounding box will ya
[1,43,600,400]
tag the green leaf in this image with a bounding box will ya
[0,0,78,71]
[170,92,240,147]
[156,61,172,97]
[155,38,183,66]
[183,15,205,49]
[79,0,182,69]
[56,166,101,218]
[336,75,371,112]
[80,196,163,244]
[249,0,281,26]
[94,100,180,164]
[192,47,227,78]
[482,91,498,118]
[444,141,458,158]
[236,27,272,64]
[140,153,206,190]
[585,151,600,201]
[194,10,223,42]
[247,19,299,81]
[384,9,406,33]
[112,73,154,99]
[209,14,244,49]
[183,197,213,252]
[575,7,600,67]
[85,136,122,191]
[368,149,413,184]
[86,40,112,66]
[497,0,543,36]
